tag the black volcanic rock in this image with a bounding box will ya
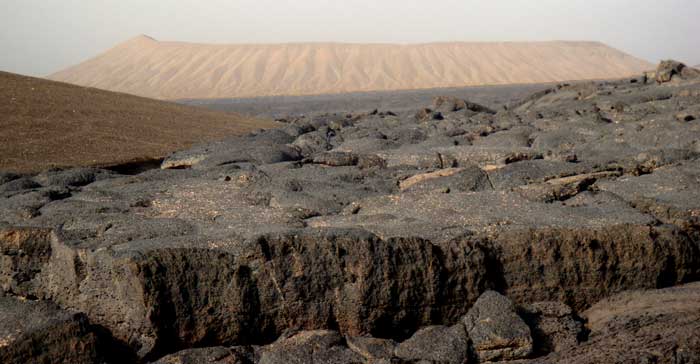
[463,291,532,361]
[394,324,469,363]
[0,296,102,364]
[1,62,700,362]
[345,335,396,362]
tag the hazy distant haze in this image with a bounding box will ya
[1,0,699,76]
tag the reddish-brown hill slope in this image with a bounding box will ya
[0,71,277,173]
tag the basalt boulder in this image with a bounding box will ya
[462,291,533,362]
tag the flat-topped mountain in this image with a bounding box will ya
[48,36,652,99]
[0,71,276,173]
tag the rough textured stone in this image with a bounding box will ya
[656,60,700,83]
[518,301,582,354]
[0,296,102,364]
[2,62,700,362]
[0,178,41,194]
[394,325,469,364]
[416,108,444,121]
[462,291,533,361]
[399,165,492,193]
[0,227,53,296]
[258,330,364,364]
[432,96,496,115]
[152,346,257,364]
[312,151,359,166]
[0,173,20,186]
[518,283,700,364]
[492,223,700,311]
[345,336,396,361]
[0,226,492,360]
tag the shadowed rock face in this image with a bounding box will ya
[1,61,700,363]
[154,283,700,364]
[0,296,102,364]
[522,283,700,364]
[518,301,583,355]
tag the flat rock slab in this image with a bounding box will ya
[597,159,700,224]
[308,189,654,241]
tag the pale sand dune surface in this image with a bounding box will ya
[49,36,653,99]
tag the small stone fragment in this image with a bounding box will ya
[462,291,533,362]
[416,108,444,121]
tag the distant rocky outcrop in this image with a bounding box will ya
[655,60,700,83]
[48,37,652,99]
[2,62,700,363]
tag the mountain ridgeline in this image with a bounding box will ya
[48,36,652,99]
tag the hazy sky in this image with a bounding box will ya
[1,0,699,76]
